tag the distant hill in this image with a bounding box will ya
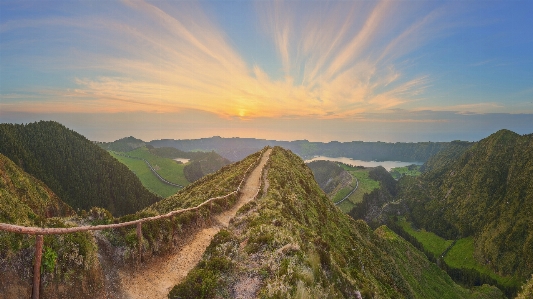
[400,129,533,278]
[169,147,503,298]
[0,121,160,216]
[349,166,400,227]
[183,152,231,183]
[306,160,351,196]
[148,136,462,162]
[97,136,146,152]
[148,146,231,183]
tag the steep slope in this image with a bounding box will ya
[169,147,502,298]
[349,166,400,227]
[0,153,73,225]
[306,160,351,196]
[401,129,533,278]
[0,154,104,298]
[183,151,231,183]
[0,121,160,216]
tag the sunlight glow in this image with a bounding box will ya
[0,0,446,119]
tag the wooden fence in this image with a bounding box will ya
[0,149,268,299]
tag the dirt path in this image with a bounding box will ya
[118,149,271,299]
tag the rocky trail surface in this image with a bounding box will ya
[116,149,272,299]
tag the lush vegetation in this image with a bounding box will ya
[389,218,522,297]
[399,130,533,280]
[396,218,453,258]
[0,121,160,216]
[114,147,189,186]
[92,149,265,264]
[109,151,182,198]
[147,150,262,213]
[106,141,231,196]
[307,161,381,213]
[390,164,422,180]
[0,153,73,226]
[306,160,352,204]
[516,275,533,299]
[0,154,104,298]
[348,166,399,227]
[183,151,231,183]
[170,147,502,298]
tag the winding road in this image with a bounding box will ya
[334,177,359,205]
[114,153,184,188]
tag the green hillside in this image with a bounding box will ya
[0,153,73,226]
[306,160,350,196]
[170,147,502,298]
[109,151,182,198]
[0,121,160,216]
[0,154,104,298]
[348,166,399,227]
[397,129,533,295]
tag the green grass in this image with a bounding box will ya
[398,218,453,257]
[444,237,521,289]
[398,218,521,294]
[333,164,380,212]
[109,150,184,198]
[390,165,422,180]
[120,147,189,185]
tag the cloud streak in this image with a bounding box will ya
[1,0,469,118]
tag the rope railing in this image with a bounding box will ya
[0,147,269,299]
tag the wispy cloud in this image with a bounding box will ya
[1,0,454,119]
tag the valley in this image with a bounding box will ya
[0,122,531,298]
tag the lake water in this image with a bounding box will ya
[304,156,423,171]
[173,158,190,164]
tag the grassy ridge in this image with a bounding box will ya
[170,147,502,298]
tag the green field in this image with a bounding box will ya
[390,165,422,180]
[398,219,521,293]
[444,237,521,289]
[398,218,453,257]
[109,147,189,198]
[334,165,380,213]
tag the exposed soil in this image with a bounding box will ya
[117,149,271,299]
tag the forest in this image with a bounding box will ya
[0,121,160,216]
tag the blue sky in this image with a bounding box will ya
[1,0,532,142]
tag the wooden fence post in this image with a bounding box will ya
[32,235,43,299]
[136,222,143,263]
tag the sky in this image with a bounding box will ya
[1,0,532,142]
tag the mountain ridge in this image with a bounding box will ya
[400,129,533,278]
